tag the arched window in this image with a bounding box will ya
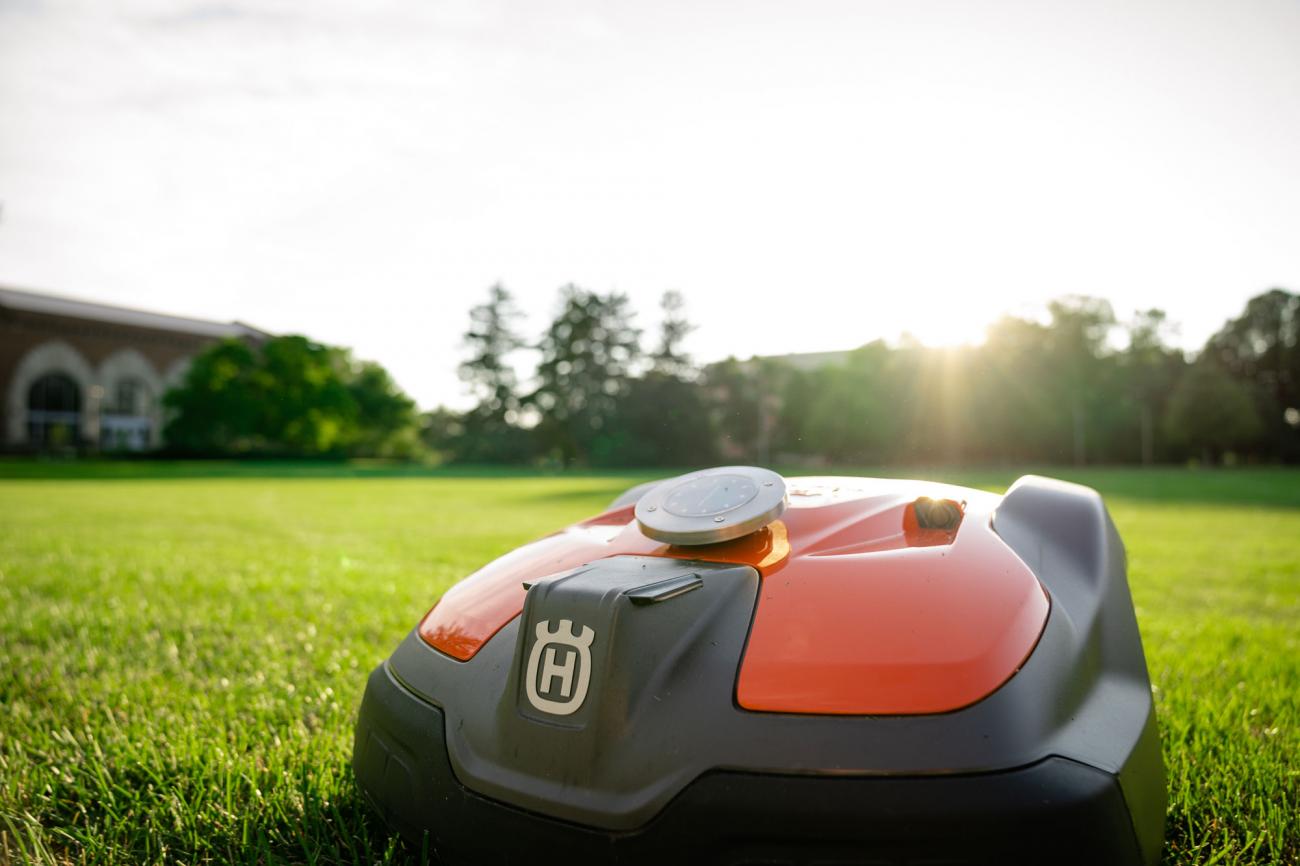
[101,377,154,450]
[27,373,82,448]
[110,378,149,416]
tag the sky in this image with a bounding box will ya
[2,0,1299,409]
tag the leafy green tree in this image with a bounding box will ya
[454,283,534,462]
[256,336,358,454]
[770,366,817,461]
[1120,309,1186,464]
[602,374,718,467]
[1163,358,1263,463]
[970,315,1063,462]
[459,283,526,418]
[163,335,418,457]
[530,285,641,465]
[420,406,466,461]
[886,342,978,464]
[603,291,715,466]
[801,342,898,463]
[702,357,765,463]
[162,339,263,454]
[650,290,695,378]
[1206,288,1300,460]
[1044,296,1116,465]
[346,359,420,457]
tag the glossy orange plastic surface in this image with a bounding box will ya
[418,477,1048,716]
[736,480,1048,714]
[418,506,790,661]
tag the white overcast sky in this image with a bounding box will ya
[2,0,1299,409]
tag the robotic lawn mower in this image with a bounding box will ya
[354,467,1165,865]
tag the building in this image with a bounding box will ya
[742,349,850,372]
[1,286,265,452]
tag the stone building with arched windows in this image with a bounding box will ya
[1,286,266,452]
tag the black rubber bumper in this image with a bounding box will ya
[353,664,1149,866]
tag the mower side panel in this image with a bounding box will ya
[992,474,1166,864]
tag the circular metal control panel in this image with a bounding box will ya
[635,466,787,545]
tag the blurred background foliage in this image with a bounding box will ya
[163,336,420,459]
[160,286,1299,467]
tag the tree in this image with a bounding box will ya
[1044,296,1116,465]
[459,283,525,419]
[530,285,641,465]
[801,343,898,463]
[1163,358,1263,463]
[346,360,421,457]
[1120,309,1185,464]
[256,336,360,455]
[420,406,465,461]
[1206,288,1300,461]
[599,290,715,466]
[702,357,764,463]
[650,290,695,378]
[972,315,1062,462]
[163,335,419,457]
[696,356,795,464]
[162,339,264,454]
[603,374,718,467]
[886,342,977,464]
[454,284,533,462]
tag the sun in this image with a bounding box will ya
[897,307,991,348]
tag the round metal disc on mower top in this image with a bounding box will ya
[634,466,787,545]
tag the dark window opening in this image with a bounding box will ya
[27,372,82,448]
[102,377,153,451]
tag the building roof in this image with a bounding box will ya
[0,285,267,340]
[755,349,851,371]
[725,349,852,373]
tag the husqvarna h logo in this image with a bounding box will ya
[525,619,595,716]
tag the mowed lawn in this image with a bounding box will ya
[1,465,1296,865]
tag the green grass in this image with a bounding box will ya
[1,465,1296,864]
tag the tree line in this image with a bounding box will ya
[163,286,1300,466]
